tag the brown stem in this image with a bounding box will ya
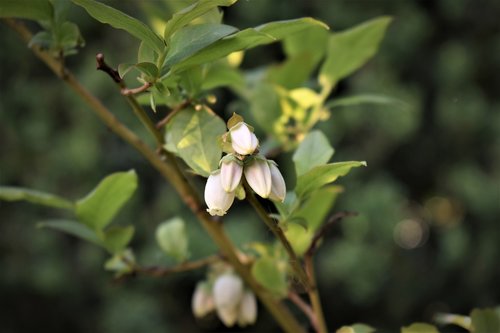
[243,182,312,291]
[156,99,192,129]
[136,255,220,278]
[96,53,122,84]
[289,292,321,333]
[121,82,152,96]
[4,18,305,333]
[304,257,327,333]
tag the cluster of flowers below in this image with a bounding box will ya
[192,271,257,327]
[205,120,286,216]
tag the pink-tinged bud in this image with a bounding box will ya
[205,170,235,216]
[220,156,243,192]
[244,157,271,198]
[268,161,286,202]
[237,291,257,327]
[213,274,244,327]
[229,122,259,155]
[192,282,215,318]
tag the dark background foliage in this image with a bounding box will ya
[1,0,499,332]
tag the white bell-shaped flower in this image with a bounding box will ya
[244,157,272,198]
[237,291,257,327]
[213,274,244,327]
[220,155,243,192]
[192,282,215,318]
[268,161,286,202]
[205,170,235,216]
[229,122,259,155]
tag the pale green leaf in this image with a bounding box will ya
[163,0,237,39]
[156,217,189,262]
[0,186,74,210]
[0,0,52,20]
[164,23,238,68]
[164,106,225,177]
[471,308,500,333]
[319,16,392,88]
[283,25,329,59]
[293,130,334,176]
[201,62,245,91]
[434,313,471,330]
[76,170,138,230]
[71,0,164,53]
[251,257,287,297]
[295,161,367,198]
[326,94,409,110]
[285,223,314,257]
[337,323,376,333]
[248,82,282,133]
[103,225,135,254]
[169,17,328,75]
[37,219,100,245]
[401,323,439,333]
[291,186,342,230]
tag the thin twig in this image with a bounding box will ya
[156,99,192,129]
[4,18,305,333]
[243,182,312,291]
[121,82,152,96]
[96,53,122,84]
[289,292,320,333]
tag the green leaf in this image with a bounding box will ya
[284,25,329,59]
[156,217,189,262]
[164,23,238,68]
[295,161,367,198]
[251,257,287,297]
[247,82,282,133]
[434,313,471,330]
[285,223,314,257]
[163,0,237,39]
[291,186,342,230]
[71,0,164,53]
[37,219,100,245]
[0,186,74,210]
[169,17,328,75]
[337,323,376,333]
[102,225,135,254]
[137,41,157,63]
[118,62,159,81]
[293,130,334,176]
[319,16,392,88]
[325,94,409,110]
[267,53,320,89]
[104,249,135,275]
[164,106,225,177]
[76,170,138,230]
[401,323,439,333]
[471,308,500,333]
[0,0,52,20]
[201,62,245,91]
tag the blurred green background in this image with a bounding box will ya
[1,0,499,332]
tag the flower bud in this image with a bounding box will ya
[237,291,257,327]
[213,274,244,327]
[192,282,215,318]
[229,122,259,155]
[205,170,235,216]
[220,155,243,192]
[268,161,286,202]
[244,157,271,198]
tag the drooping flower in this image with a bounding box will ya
[192,282,215,318]
[237,291,257,327]
[268,160,286,202]
[229,122,259,155]
[220,155,243,192]
[213,274,244,327]
[244,157,272,198]
[205,170,235,216]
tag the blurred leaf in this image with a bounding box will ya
[164,23,238,68]
[0,0,52,20]
[179,65,204,96]
[37,219,100,245]
[76,170,138,230]
[156,217,189,262]
[471,307,500,333]
[267,53,319,89]
[434,313,471,330]
[104,249,135,275]
[337,324,376,333]
[284,25,329,59]
[289,88,322,109]
[137,41,157,63]
[163,0,237,39]
[164,106,225,177]
[103,225,135,254]
[401,323,439,333]
[295,161,367,198]
[57,22,85,52]
[118,62,159,81]
[292,186,342,230]
[0,186,74,210]
[319,16,392,88]
[170,18,328,74]
[285,223,314,256]
[28,31,53,49]
[326,94,409,110]
[72,0,165,53]
[293,130,334,176]
[251,257,287,297]
[248,82,282,133]
[201,62,245,91]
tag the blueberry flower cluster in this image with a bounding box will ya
[204,117,286,216]
[192,273,257,327]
